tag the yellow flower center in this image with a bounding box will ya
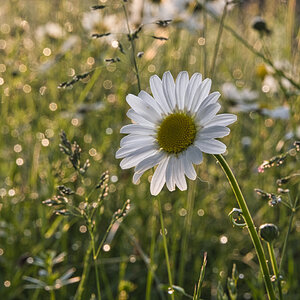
[157,113,196,154]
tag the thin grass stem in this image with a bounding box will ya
[214,154,276,300]
[121,224,166,300]
[209,1,228,78]
[122,2,141,92]
[267,242,282,300]
[178,177,197,291]
[158,198,175,300]
[50,290,55,300]
[74,241,93,300]
[90,230,101,300]
[145,214,157,300]
[279,196,299,272]
[94,220,115,260]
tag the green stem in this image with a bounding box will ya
[90,231,101,300]
[78,67,102,104]
[50,290,55,300]
[178,178,197,290]
[94,219,115,259]
[145,214,157,300]
[279,210,294,273]
[279,195,298,272]
[267,243,282,300]
[158,198,175,300]
[214,154,276,300]
[122,2,141,92]
[121,224,166,300]
[74,241,93,300]
[209,1,228,78]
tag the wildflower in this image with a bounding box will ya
[221,82,259,113]
[261,106,290,120]
[205,0,234,17]
[81,11,124,43]
[35,22,65,40]
[262,75,278,94]
[140,0,204,31]
[116,71,237,195]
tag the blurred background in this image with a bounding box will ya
[1,0,300,299]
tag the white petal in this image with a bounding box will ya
[120,134,155,147]
[138,90,163,115]
[174,157,187,191]
[166,156,176,191]
[195,91,220,112]
[190,78,212,112]
[120,124,156,135]
[120,148,157,169]
[116,143,155,159]
[186,145,203,164]
[127,109,154,126]
[198,126,230,139]
[182,152,197,180]
[133,172,143,184]
[150,156,170,196]
[185,73,202,111]
[175,71,189,110]
[126,94,161,123]
[150,75,171,114]
[162,71,176,110]
[205,114,237,127]
[135,151,165,173]
[195,139,226,154]
[196,103,221,126]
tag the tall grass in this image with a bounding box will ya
[1,0,300,299]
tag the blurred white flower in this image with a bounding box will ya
[205,0,231,17]
[241,136,252,146]
[222,83,258,102]
[81,11,100,32]
[116,71,236,195]
[38,36,79,73]
[262,106,290,120]
[222,83,259,113]
[141,0,203,31]
[36,22,65,40]
[262,75,278,93]
[82,11,125,45]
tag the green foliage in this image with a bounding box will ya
[1,0,300,299]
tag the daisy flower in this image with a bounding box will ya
[116,71,237,195]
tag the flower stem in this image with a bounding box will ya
[214,154,276,300]
[158,198,175,300]
[267,243,282,300]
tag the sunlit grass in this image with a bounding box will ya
[1,0,300,299]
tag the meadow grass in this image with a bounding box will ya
[1,0,300,299]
